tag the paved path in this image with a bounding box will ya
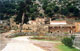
[2,37,45,51]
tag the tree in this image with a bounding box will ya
[61,8,69,16]
[1,0,80,21]
[0,1,17,20]
[68,5,79,16]
[40,0,55,17]
[54,6,59,13]
[15,0,40,23]
[15,0,31,32]
[15,0,40,32]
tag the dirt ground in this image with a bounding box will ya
[0,30,15,51]
[0,34,10,51]
[30,40,61,51]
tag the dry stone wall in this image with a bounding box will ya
[74,34,80,49]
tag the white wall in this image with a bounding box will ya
[50,22,67,25]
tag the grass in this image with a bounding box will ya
[30,36,61,42]
[31,36,80,51]
[31,38,61,42]
[30,36,61,43]
[57,44,80,51]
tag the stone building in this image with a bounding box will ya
[49,20,76,33]
[50,21,67,25]
[20,24,49,33]
[10,17,80,33]
[22,24,38,32]
[49,25,75,33]
[10,18,17,29]
[28,17,46,25]
[75,22,80,32]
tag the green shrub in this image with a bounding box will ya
[62,37,73,47]
[71,35,75,40]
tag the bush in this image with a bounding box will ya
[62,37,73,47]
[71,35,75,40]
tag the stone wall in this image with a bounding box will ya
[0,20,10,33]
[22,24,49,33]
[74,34,80,49]
[15,24,76,34]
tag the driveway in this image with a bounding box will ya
[2,36,45,51]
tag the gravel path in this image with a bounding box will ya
[2,37,45,51]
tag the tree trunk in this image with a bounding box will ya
[20,13,25,32]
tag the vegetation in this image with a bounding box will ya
[62,37,73,47]
[15,0,40,23]
[57,44,80,51]
[0,0,80,21]
[39,0,80,18]
[6,32,26,38]
[31,36,62,41]
[0,1,17,20]
[71,35,75,40]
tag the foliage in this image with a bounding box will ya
[54,6,59,13]
[40,0,80,18]
[15,0,40,23]
[68,5,79,16]
[0,1,17,20]
[71,35,75,40]
[0,0,80,21]
[61,8,69,16]
[62,37,73,47]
